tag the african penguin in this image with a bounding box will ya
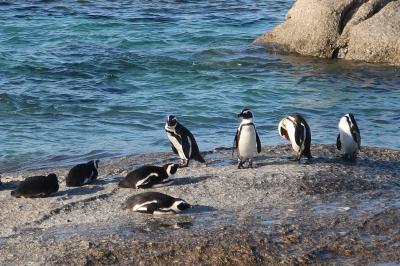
[337,113,361,160]
[11,173,59,198]
[165,115,205,167]
[66,160,100,187]
[122,192,191,215]
[118,163,179,189]
[278,114,312,161]
[233,109,261,169]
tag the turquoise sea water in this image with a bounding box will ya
[0,1,399,172]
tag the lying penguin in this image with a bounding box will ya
[337,113,361,160]
[11,173,59,198]
[66,160,99,187]
[118,163,179,189]
[122,192,191,215]
[278,114,312,161]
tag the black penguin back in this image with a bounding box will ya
[11,173,59,198]
[175,123,205,163]
[66,160,98,187]
[122,192,175,210]
[119,165,167,189]
[291,113,312,159]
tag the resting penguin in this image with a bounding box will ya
[233,109,261,169]
[118,163,179,189]
[66,160,99,187]
[122,192,191,215]
[165,115,205,167]
[11,174,59,198]
[278,114,312,161]
[337,113,361,160]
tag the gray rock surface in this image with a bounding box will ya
[254,0,400,65]
[0,145,399,265]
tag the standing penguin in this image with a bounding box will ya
[118,163,179,189]
[66,160,100,187]
[165,115,205,167]
[122,192,191,215]
[11,174,59,198]
[337,113,361,160]
[278,114,312,161]
[233,109,261,169]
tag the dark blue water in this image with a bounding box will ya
[1,1,399,172]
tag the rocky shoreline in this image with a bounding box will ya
[255,0,400,66]
[0,144,399,265]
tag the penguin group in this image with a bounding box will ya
[3,111,361,216]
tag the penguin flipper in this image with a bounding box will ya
[294,123,304,148]
[256,130,261,153]
[352,128,361,150]
[232,129,239,156]
[181,136,191,160]
[169,141,179,155]
[336,134,341,150]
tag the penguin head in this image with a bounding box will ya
[164,163,179,176]
[90,160,100,169]
[238,109,253,119]
[174,199,191,212]
[166,115,177,127]
[343,113,359,130]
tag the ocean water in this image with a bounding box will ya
[0,1,399,172]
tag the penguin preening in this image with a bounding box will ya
[122,192,191,215]
[233,109,261,169]
[118,163,179,189]
[11,173,59,198]
[66,160,99,187]
[278,114,312,161]
[165,115,205,167]
[337,113,361,160]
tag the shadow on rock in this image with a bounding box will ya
[95,175,123,186]
[55,185,104,197]
[186,204,218,214]
[172,175,212,186]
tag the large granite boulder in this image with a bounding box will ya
[254,0,400,66]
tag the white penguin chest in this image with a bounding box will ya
[339,123,358,153]
[238,125,257,158]
[167,132,187,159]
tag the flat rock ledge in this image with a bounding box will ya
[254,0,400,66]
[0,144,399,265]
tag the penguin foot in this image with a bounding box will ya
[289,157,300,162]
[342,154,357,162]
[237,160,244,169]
[248,160,253,168]
[179,159,189,168]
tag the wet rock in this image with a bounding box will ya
[254,0,400,66]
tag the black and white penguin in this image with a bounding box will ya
[118,163,179,189]
[233,109,261,169]
[11,173,59,198]
[278,114,312,161]
[165,115,205,167]
[66,160,100,187]
[337,113,361,160]
[122,192,191,215]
